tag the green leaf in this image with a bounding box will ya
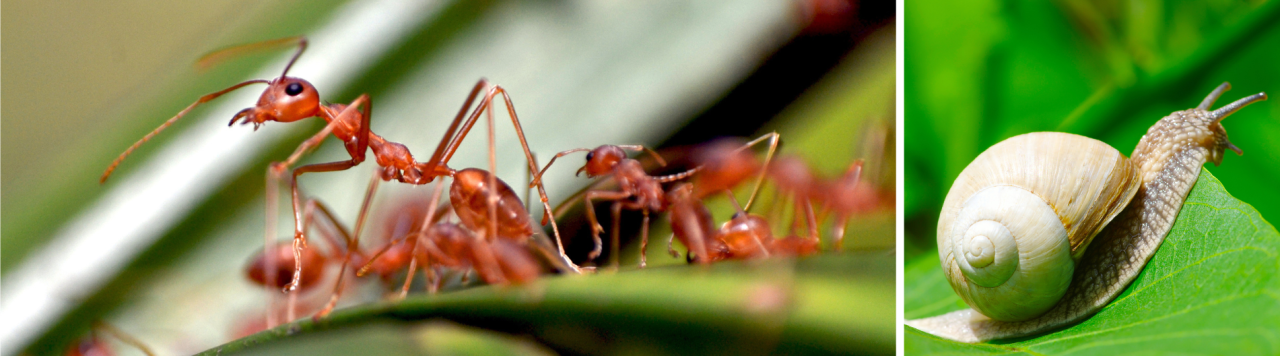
[905,169,1280,355]
[202,253,895,355]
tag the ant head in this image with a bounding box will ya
[579,145,626,177]
[229,77,320,129]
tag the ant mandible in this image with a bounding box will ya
[100,36,578,294]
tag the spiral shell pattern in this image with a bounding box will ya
[937,132,1141,321]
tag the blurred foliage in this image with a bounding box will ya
[905,0,1280,260]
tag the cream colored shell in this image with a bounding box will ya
[937,132,1141,321]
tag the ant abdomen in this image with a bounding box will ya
[245,241,326,292]
[450,168,536,240]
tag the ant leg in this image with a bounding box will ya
[475,87,572,250]
[266,112,351,292]
[737,132,780,211]
[285,160,358,293]
[485,96,500,241]
[269,114,347,177]
[315,171,382,318]
[666,233,681,258]
[361,182,447,275]
[802,197,819,241]
[525,152,535,212]
[423,79,490,172]
[654,167,700,183]
[286,290,298,322]
[638,209,650,268]
[268,94,370,182]
[531,148,592,186]
[469,238,508,285]
[399,257,418,299]
[395,184,449,297]
[426,266,440,294]
[92,321,157,356]
[610,201,623,269]
[263,170,280,328]
[583,190,631,261]
[832,217,848,251]
[420,237,463,267]
[300,198,358,259]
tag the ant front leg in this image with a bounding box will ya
[616,200,654,269]
[264,115,346,293]
[266,97,367,288]
[582,190,631,262]
[284,160,358,293]
[281,96,376,295]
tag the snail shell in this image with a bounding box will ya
[937,132,1141,321]
[909,82,1267,342]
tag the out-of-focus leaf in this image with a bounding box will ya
[202,253,895,356]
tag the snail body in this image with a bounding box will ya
[908,83,1267,342]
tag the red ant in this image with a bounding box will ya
[810,120,890,249]
[686,133,780,207]
[100,37,579,298]
[664,183,716,264]
[356,174,542,295]
[696,179,822,262]
[533,144,699,268]
[670,132,890,262]
[667,180,820,263]
[65,322,156,356]
[244,195,405,319]
[534,133,780,267]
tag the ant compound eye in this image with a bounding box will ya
[285,82,304,96]
[585,152,595,162]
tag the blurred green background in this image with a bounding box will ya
[905,0,1280,259]
[2,0,895,355]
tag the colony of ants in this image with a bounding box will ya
[93,36,890,348]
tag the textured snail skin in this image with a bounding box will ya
[907,83,1267,342]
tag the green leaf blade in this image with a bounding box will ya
[202,254,894,356]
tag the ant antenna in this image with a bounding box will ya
[92,321,157,356]
[100,79,269,183]
[195,36,308,78]
[102,36,310,184]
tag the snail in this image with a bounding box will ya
[906,83,1267,342]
